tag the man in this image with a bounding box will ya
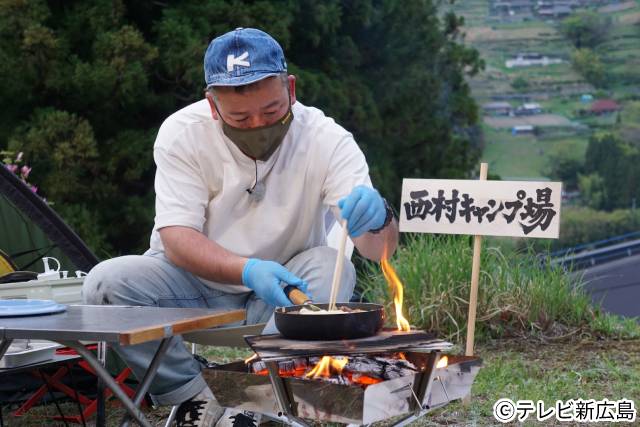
[83,27,398,426]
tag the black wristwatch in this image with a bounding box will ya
[369,198,394,234]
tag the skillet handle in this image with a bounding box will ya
[283,285,312,305]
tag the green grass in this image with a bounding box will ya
[492,20,555,30]
[482,131,548,179]
[580,113,619,128]
[541,97,584,118]
[199,345,253,363]
[419,339,640,426]
[358,234,639,344]
[598,23,640,85]
[619,101,640,142]
[480,127,588,179]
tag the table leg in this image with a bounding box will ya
[0,339,13,360]
[59,340,153,427]
[265,361,309,427]
[97,342,106,427]
[0,339,13,427]
[119,336,175,427]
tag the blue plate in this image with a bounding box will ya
[0,299,67,317]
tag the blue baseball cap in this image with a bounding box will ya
[204,27,287,88]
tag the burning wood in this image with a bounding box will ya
[305,356,348,379]
[251,360,267,375]
[204,350,482,426]
[375,356,419,379]
[248,353,418,387]
[293,357,307,374]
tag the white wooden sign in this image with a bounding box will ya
[399,179,562,239]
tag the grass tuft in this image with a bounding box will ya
[358,234,639,343]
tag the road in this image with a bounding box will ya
[579,253,640,318]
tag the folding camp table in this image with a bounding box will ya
[0,304,245,427]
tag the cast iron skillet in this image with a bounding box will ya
[275,287,385,340]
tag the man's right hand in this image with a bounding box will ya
[242,259,308,307]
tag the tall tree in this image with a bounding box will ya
[0,0,482,255]
[584,133,640,210]
[561,11,610,49]
[571,48,606,88]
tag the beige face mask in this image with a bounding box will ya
[214,100,293,161]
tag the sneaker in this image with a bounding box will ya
[175,387,225,427]
[215,409,261,427]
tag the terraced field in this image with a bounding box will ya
[449,0,640,179]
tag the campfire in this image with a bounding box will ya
[243,257,455,389]
[201,258,481,425]
[204,337,480,425]
[246,257,418,388]
[248,353,419,387]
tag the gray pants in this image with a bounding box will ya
[82,246,355,405]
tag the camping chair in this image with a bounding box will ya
[163,218,355,426]
[7,345,139,425]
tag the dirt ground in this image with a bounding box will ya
[599,1,637,13]
[465,26,558,43]
[620,11,640,25]
[484,114,573,128]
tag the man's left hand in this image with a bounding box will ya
[338,185,386,238]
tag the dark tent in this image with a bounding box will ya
[1,164,105,421]
[0,164,99,279]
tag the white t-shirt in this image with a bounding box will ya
[149,99,371,292]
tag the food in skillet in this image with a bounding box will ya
[296,306,366,315]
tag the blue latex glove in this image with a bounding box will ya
[338,185,386,238]
[242,259,308,307]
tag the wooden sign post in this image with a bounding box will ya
[399,165,562,357]
[465,162,488,356]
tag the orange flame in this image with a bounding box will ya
[380,254,411,331]
[436,355,449,369]
[346,373,382,385]
[305,356,348,379]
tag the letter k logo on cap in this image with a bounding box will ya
[227,51,250,72]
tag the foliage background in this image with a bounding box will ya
[0,0,482,257]
[0,0,483,257]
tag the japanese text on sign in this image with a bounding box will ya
[399,179,562,238]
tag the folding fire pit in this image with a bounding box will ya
[203,330,482,426]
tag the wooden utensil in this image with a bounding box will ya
[328,220,349,311]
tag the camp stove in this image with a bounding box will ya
[203,330,482,426]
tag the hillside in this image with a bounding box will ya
[449,0,640,180]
